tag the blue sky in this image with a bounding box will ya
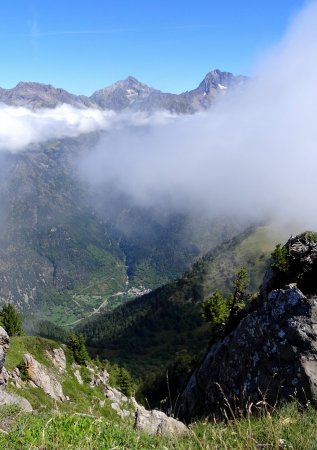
[0,0,308,95]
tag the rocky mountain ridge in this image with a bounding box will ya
[0,69,247,113]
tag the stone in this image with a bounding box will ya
[9,367,22,388]
[24,353,66,401]
[0,390,32,412]
[46,348,66,373]
[105,386,128,403]
[90,368,109,387]
[111,402,130,418]
[73,369,83,385]
[104,385,141,418]
[135,407,188,436]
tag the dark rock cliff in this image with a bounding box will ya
[178,232,317,421]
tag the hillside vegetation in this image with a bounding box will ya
[76,225,289,378]
[1,399,316,449]
[1,334,317,449]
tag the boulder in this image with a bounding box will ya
[0,390,32,412]
[178,286,317,421]
[24,353,66,401]
[135,407,188,436]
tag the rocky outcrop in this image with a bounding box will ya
[103,382,188,435]
[179,286,317,421]
[90,368,109,387]
[178,232,317,421]
[46,348,67,373]
[0,327,32,411]
[24,353,66,401]
[8,367,23,388]
[73,368,83,385]
[135,407,188,436]
[105,386,132,418]
[261,232,317,297]
[0,327,9,387]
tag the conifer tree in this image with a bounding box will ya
[68,332,89,365]
[0,304,24,336]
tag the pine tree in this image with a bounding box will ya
[271,244,289,273]
[0,304,23,336]
[68,332,89,365]
[202,290,229,326]
[116,367,134,397]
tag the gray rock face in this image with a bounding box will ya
[0,82,97,109]
[178,286,317,421]
[24,353,66,401]
[0,69,247,114]
[90,70,247,114]
[0,327,9,385]
[90,368,109,387]
[105,385,131,417]
[135,407,188,436]
[90,76,157,111]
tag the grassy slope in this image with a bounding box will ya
[5,336,118,419]
[0,402,316,449]
[78,225,290,377]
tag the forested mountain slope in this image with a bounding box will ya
[77,225,288,377]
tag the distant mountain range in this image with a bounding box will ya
[0,68,248,329]
[0,69,247,113]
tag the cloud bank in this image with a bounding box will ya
[0,103,174,152]
[0,104,117,151]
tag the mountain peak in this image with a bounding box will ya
[0,81,95,109]
[0,68,248,113]
[198,69,246,94]
[90,76,156,111]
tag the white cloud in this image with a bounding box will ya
[0,104,117,152]
[0,103,175,152]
